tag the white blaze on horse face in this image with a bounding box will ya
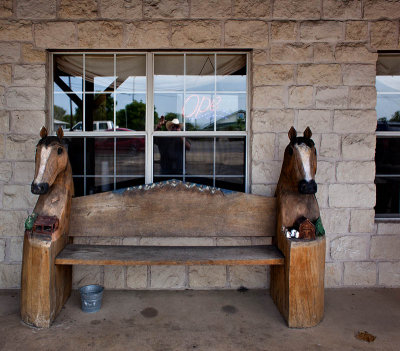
[34,146,52,184]
[295,143,313,181]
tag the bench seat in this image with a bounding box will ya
[55,244,285,266]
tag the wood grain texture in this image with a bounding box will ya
[21,132,73,328]
[271,234,325,328]
[56,244,284,266]
[69,183,276,237]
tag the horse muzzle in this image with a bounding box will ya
[31,182,49,195]
[298,179,317,194]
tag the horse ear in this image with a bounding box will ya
[304,126,312,139]
[56,127,64,140]
[288,126,297,141]
[40,126,48,139]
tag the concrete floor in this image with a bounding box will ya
[0,289,399,351]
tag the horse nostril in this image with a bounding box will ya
[31,182,49,194]
[298,180,317,194]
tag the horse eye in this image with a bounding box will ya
[57,147,63,155]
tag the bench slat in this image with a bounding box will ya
[55,245,284,266]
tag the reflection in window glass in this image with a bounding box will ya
[376,76,400,131]
[154,136,188,176]
[216,177,245,192]
[185,138,213,175]
[54,55,83,93]
[116,137,145,175]
[116,55,146,93]
[85,55,115,92]
[65,138,84,175]
[216,94,246,131]
[153,136,245,189]
[53,93,82,131]
[154,93,184,130]
[54,52,248,196]
[216,137,245,175]
[376,178,400,215]
[84,94,114,131]
[186,54,214,91]
[217,54,246,91]
[376,138,400,175]
[116,93,146,131]
[154,54,184,91]
[184,93,215,131]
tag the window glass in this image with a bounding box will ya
[85,55,115,92]
[116,55,146,93]
[53,93,82,132]
[186,54,214,92]
[376,54,400,217]
[54,52,247,196]
[84,93,114,131]
[54,55,83,93]
[376,76,400,131]
[116,93,146,131]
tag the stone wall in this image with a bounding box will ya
[1,0,400,289]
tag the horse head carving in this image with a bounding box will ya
[277,126,318,196]
[31,127,69,195]
[276,126,325,239]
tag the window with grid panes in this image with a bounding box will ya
[52,52,249,196]
[376,53,400,218]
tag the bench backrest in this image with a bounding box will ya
[69,181,276,238]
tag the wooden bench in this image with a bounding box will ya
[22,180,325,329]
[21,127,325,329]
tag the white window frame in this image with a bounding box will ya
[50,51,251,193]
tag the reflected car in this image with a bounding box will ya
[94,128,145,154]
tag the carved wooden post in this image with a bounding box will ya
[21,127,74,328]
[270,127,326,328]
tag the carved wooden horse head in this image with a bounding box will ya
[31,127,69,195]
[278,126,317,195]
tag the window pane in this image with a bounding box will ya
[116,55,146,93]
[154,93,184,130]
[54,93,82,131]
[184,93,215,131]
[185,138,213,175]
[85,55,115,92]
[376,76,400,131]
[216,94,246,131]
[72,177,84,197]
[85,93,114,131]
[216,137,245,175]
[216,54,246,91]
[115,93,146,131]
[154,54,184,91]
[54,55,83,93]
[376,177,400,215]
[116,137,145,176]
[186,54,214,91]
[116,177,145,190]
[216,177,245,192]
[153,136,188,176]
[185,177,213,187]
[65,137,84,175]
[376,137,400,174]
[86,137,114,176]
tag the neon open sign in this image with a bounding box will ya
[182,94,222,119]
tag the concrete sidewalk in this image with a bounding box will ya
[0,288,399,351]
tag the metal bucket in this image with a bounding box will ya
[79,285,104,313]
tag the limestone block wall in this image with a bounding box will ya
[0,0,399,289]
